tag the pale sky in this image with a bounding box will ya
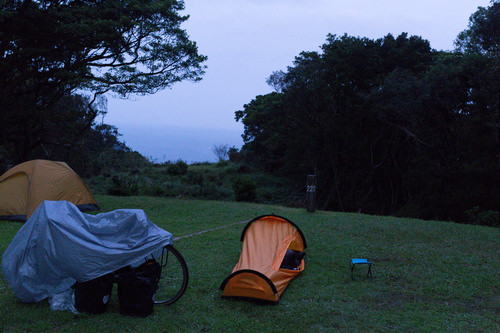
[104,0,492,135]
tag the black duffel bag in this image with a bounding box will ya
[117,259,161,317]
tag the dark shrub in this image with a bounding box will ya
[216,160,229,167]
[232,176,257,202]
[237,164,250,174]
[465,207,500,227]
[228,146,241,162]
[183,171,204,186]
[130,168,141,175]
[167,160,188,175]
[108,175,139,196]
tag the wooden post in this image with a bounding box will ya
[306,175,316,212]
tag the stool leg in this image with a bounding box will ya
[367,263,373,279]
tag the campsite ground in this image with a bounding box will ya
[1,195,499,332]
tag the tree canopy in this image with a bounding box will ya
[455,0,500,57]
[0,0,207,163]
[236,1,500,225]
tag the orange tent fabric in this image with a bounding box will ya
[220,215,307,303]
[0,160,98,221]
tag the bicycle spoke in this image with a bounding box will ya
[154,245,188,305]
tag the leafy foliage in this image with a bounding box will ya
[107,175,139,196]
[0,0,206,162]
[455,0,500,57]
[166,160,189,176]
[236,2,500,225]
[232,176,257,202]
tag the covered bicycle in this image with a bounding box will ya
[1,200,188,316]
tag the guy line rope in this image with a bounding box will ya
[173,219,251,241]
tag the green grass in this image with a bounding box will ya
[1,195,499,332]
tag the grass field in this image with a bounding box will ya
[1,195,499,332]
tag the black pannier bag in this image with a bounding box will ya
[73,272,114,314]
[117,259,161,317]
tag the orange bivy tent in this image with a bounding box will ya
[0,160,98,221]
[220,214,307,303]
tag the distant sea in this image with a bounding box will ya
[116,125,244,164]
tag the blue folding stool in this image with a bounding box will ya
[350,258,373,280]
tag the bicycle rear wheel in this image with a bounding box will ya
[154,244,189,305]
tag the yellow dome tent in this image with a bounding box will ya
[0,160,98,221]
[220,215,307,303]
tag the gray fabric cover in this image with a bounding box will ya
[2,200,172,303]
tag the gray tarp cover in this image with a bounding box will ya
[2,200,172,303]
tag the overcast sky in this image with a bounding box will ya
[103,0,492,134]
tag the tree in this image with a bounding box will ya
[455,0,500,57]
[211,143,229,162]
[237,29,500,224]
[266,70,286,93]
[0,0,207,162]
[236,33,437,214]
[235,92,288,171]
